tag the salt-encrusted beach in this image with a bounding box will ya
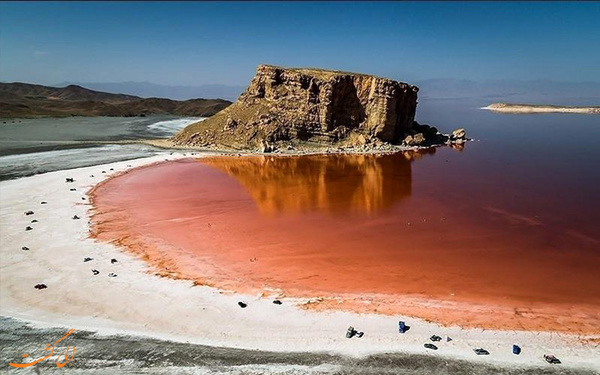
[1,153,599,372]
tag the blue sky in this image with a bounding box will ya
[1,1,599,86]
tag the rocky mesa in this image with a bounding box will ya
[173,65,463,151]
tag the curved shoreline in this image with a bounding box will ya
[1,154,599,371]
[89,157,600,335]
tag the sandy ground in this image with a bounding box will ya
[1,153,599,372]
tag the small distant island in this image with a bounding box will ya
[483,103,600,114]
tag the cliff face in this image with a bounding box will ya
[173,65,422,149]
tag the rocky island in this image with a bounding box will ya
[484,103,600,114]
[173,65,465,152]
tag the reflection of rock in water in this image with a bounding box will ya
[201,152,432,215]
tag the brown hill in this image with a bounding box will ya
[173,65,450,151]
[0,82,232,118]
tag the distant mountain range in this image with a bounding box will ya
[55,81,245,102]
[52,79,600,105]
[0,82,232,118]
[2,78,598,119]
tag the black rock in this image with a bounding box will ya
[66,178,75,183]
[346,326,357,339]
[25,210,34,216]
[273,300,282,305]
[474,348,490,355]
[92,269,100,275]
[22,246,29,251]
[430,335,442,342]
[111,258,118,264]
[424,343,438,350]
[72,215,80,220]
[25,226,33,231]
[34,284,47,290]
[238,301,247,308]
[108,273,117,277]
[70,188,77,191]
[544,354,561,364]
[41,201,47,204]
[31,219,38,223]
[84,257,93,262]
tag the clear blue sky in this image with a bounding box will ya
[1,1,599,86]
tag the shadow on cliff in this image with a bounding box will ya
[199,149,437,216]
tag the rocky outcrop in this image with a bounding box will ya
[173,65,446,150]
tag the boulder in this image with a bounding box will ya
[413,133,426,145]
[451,128,466,139]
[224,117,237,130]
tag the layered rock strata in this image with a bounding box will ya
[173,65,457,151]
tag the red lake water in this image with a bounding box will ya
[91,103,600,333]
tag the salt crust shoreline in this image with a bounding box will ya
[0,152,598,371]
